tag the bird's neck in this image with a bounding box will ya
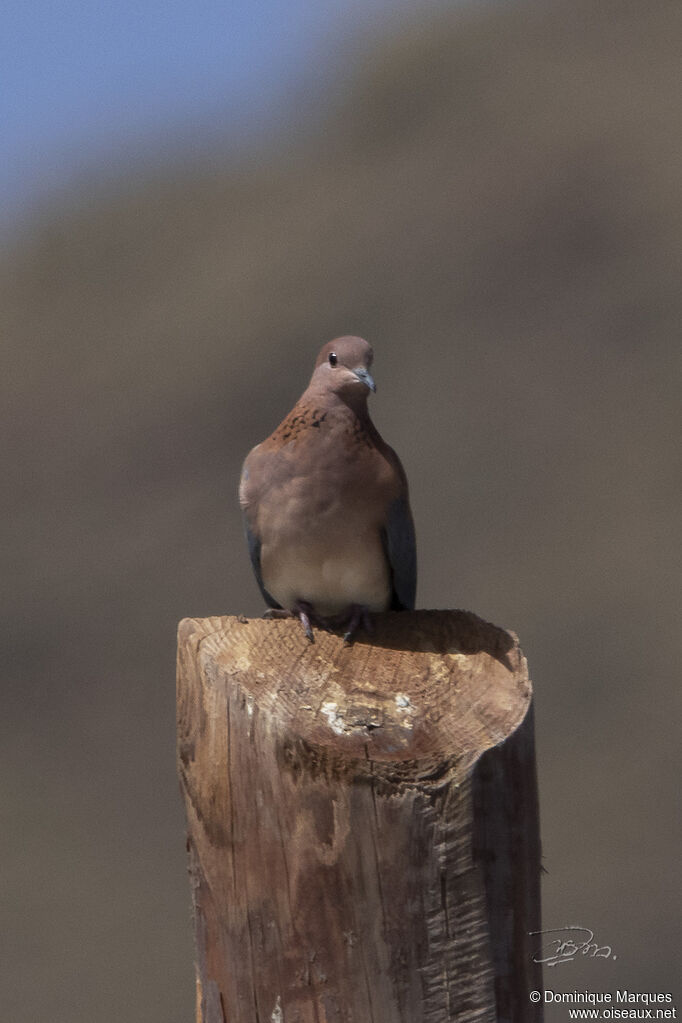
[339,392,372,422]
[304,385,371,422]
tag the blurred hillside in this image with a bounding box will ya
[2,0,680,1020]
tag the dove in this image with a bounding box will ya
[239,336,416,640]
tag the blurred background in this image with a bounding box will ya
[2,0,680,1019]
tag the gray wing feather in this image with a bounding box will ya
[243,514,281,609]
[383,495,417,610]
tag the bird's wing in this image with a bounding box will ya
[382,493,417,610]
[240,453,282,610]
[242,511,281,609]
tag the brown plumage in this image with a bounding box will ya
[239,336,416,640]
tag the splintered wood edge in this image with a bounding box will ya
[177,610,532,767]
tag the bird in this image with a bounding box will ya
[239,336,416,641]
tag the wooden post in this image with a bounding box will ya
[177,610,542,1023]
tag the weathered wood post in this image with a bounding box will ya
[177,610,542,1023]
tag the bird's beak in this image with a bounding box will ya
[353,367,376,393]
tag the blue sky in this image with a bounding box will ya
[2,0,448,227]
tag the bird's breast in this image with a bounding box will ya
[257,468,394,615]
[261,531,391,616]
[243,411,403,615]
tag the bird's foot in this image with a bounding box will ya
[293,600,318,643]
[263,603,326,642]
[325,604,373,644]
[264,603,372,644]
[263,604,317,642]
[343,604,373,644]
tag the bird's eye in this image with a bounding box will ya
[328,352,337,367]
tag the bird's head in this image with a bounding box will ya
[311,336,376,404]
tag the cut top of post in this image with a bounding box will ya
[177,609,531,771]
